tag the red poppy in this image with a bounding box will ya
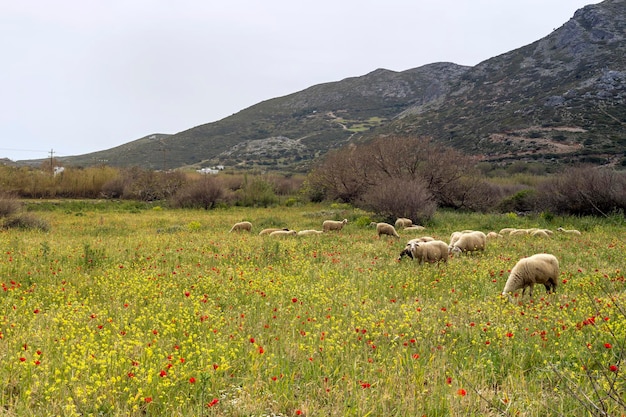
[604,343,612,349]
[292,298,298,303]
[159,370,167,377]
[610,365,618,372]
[189,377,196,384]
[144,397,152,403]
[207,398,219,407]
[457,388,467,396]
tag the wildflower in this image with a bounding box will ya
[506,332,514,338]
[292,298,298,303]
[604,343,612,349]
[249,338,255,343]
[189,377,196,384]
[412,353,420,359]
[457,388,467,396]
[207,398,219,407]
[609,365,618,372]
[159,370,167,377]
[258,346,265,354]
[144,397,152,403]
[19,357,26,362]
[295,410,303,415]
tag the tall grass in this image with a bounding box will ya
[0,203,624,416]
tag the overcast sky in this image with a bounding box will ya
[0,1,602,161]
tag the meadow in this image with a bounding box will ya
[1,202,624,416]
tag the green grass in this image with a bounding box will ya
[0,204,624,416]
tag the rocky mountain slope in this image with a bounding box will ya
[45,0,626,171]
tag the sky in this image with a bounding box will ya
[0,0,603,161]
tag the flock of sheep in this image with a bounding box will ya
[229,218,582,303]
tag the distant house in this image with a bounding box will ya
[197,167,219,175]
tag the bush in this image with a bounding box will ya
[170,176,225,210]
[2,213,49,231]
[357,177,437,224]
[0,193,21,218]
[536,167,626,216]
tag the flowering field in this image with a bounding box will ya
[1,203,624,416]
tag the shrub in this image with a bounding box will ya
[357,177,436,224]
[2,213,49,231]
[0,193,21,218]
[536,167,626,216]
[170,177,225,210]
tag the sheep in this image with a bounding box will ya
[406,236,435,244]
[269,230,297,237]
[394,218,413,229]
[449,230,479,247]
[322,219,348,232]
[509,228,530,236]
[259,228,289,235]
[403,225,426,232]
[449,231,486,255]
[499,228,516,235]
[502,253,559,301]
[373,222,400,239]
[557,227,582,236]
[486,231,503,239]
[229,221,252,233]
[397,240,449,264]
[297,229,324,236]
[530,229,551,238]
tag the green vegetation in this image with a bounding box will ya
[0,203,624,416]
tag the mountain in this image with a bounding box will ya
[41,0,626,171]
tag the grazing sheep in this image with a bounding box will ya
[487,231,503,239]
[259,228,289,235]
[398,240,449,264]
[229,221,252,233]
[373,222,400,239]
[403,225,427,232]
[269,230,297,237]
[530,229,551,238]
[449,231,486,255]
[407,236,435,244]
[557,227,582,236]
[449,230,479,247]
[395,218,413,229]
[502,253,559,301]
[509,228,530,236]
[499,228,516,235]
[297,229,324,236]
[322,219,348,232]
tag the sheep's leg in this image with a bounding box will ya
[528,285,534,299]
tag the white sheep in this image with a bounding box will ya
[322,219,348,232]
[449,230,480,247]
[406,236,435,244]
[486,231,503,239]
[530,229,551,238]
[394,218,413,229]
[398,240,449,264]
[403,225,427,232]
[229,221,252,233]
[502,253,559,301]
[557,227,582,236]
[297,229,324,236]
[269,230,297,237]
[449,231,486,255]
[373,222,400,239]
[499,228,516,235]
[259,227,289,235]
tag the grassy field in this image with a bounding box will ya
[1,202,625,416]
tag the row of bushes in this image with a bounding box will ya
[2,135,625,220]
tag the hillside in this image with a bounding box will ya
[32,0,626,171]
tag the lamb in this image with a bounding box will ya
[486,231,503,239]
[269,230,297,237]
[229,221,252,233]
[502,253,559,301]
[322,219,348,232]
[449,230,479,247]
[259,228,289,235]
[394,218,413,229]
[297,229,324,236]
[373,222,400,239]
[557,227,582,236]
[449,231,486,255]
[397,240,449,264]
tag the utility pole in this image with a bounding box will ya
[49,149,54,173]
